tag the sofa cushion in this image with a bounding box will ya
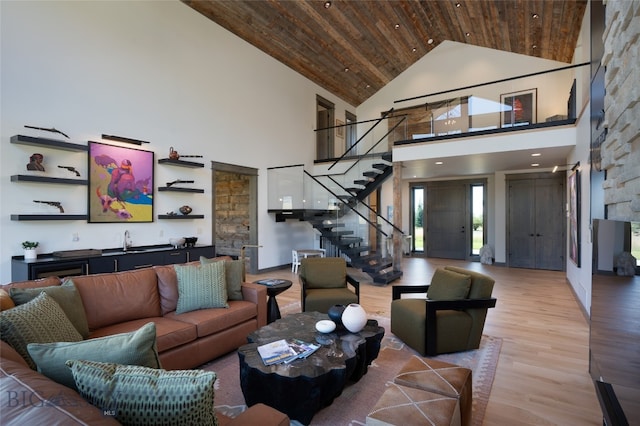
[155,257,233,315]
[0,357,120,425]
[0,289,15,311]
[66,359,218,426]
[166,300,257,337]
[0,293,83,369]
[201,256,244,301]
[427,269,472,301]
[69,268,161,330]
[175,261,228,314]
[88,317,198,353]
[3,276,61,290]
[27,322,161,390]
[10,281,90,338]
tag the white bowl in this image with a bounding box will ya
[315,320,336,333]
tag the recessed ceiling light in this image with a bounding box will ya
[455,2,461,8]
[324,1,332,9]
[428,38,434,44]
[365,84,371,88]
[394,24,400,30]
[531,153,541,157]
[532,44,537,49]
[531,163,540,167]
[532,13,539,19]
[465,32,471,37]
[435,161,444,165]
[412,47,417,52]
[344,67,349,72]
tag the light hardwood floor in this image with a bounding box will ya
[246,256,602,425]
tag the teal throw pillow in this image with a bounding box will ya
[27,322,161,390]
[427,268,472,301]
[0,292,83,369]
[175,261,228,314]
[10,280,89,338]
[66,359,218,426]
[200,256,244,301]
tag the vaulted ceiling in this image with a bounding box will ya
[183,0,587,106]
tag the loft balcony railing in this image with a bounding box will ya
[388,62,589,145]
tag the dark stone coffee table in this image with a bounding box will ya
[237,311,384,425]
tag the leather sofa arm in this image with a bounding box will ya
[392,284,430,300]
[241,282,268,328]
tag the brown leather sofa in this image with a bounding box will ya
[0,257,289,425]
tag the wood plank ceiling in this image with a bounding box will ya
[183,0,587,107]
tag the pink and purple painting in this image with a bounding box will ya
[88,141,154,223]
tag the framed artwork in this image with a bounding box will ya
[335,119,345,138]
[88,141,154,223]
[500,88,537,127]
[568,167,580,266]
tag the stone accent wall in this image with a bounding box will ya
[601,0,640,221]
[215,171,250,257]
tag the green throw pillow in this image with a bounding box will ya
[175,261,228,314]
[27,322,161,390]
[10,280,89,338]
[427,268,472,301]
[66,359,218,426]
[200,256,244,301]
[0,292,83,369]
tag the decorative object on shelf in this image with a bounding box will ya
[165,211,177,216]
[26,153,45,171]
[168,147,203,160]
[315,320,336,334]
[57,165,80,176]
[166,179,194,187]
[327,304,346,327]
[184,237,198,248]
[169,237,185,249]
[88,141,154,223]
[341,303,367,333]
[24,125,69,139]
[179,205,192,215]
[33,200,64,213]
[21,241,39,260]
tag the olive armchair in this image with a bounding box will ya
[391,266,496,356]
[299,257,359,313]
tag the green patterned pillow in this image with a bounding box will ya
[28,322,160,390]
[66,359,218,426]
[0,292,83,369]
[200,257,244,301]
[175,261,228,314]
[10,280,89,338]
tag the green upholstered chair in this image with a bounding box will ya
[391,266,496,356]
[299,257,359,313]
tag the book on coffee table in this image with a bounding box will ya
[257,338,320,365]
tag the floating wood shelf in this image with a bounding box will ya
[11,135,87,152]
[11,214,88,221]
[158,187,205,193]
[158,214,205,220]
[157,158,204,168]
[10,175,88,185]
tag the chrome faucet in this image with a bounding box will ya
[123,230,130,251]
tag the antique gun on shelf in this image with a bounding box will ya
[58,165,80,176]
[33,200,64,213]
[166,179,195,187]
[24,125,69,139]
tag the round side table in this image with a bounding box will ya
[253,279,293,323]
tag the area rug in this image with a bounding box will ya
[202,306,501,426]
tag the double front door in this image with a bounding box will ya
[508,175,565,270]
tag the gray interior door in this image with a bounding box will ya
[426,182,467,259]
[508,176,565,270]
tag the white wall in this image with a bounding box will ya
[0,1,353,283]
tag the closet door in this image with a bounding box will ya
[508,180,536,268]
